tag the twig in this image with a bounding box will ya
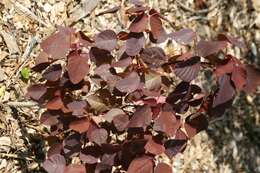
[6,101,38,107]
[0,153,33,161]
[9,0,49,27]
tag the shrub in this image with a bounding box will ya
[27,1,260,173]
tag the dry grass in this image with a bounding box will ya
[0,0,260,172]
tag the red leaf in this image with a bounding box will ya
[95,64,120,86]
[218,33,246,49]
[154,163,172,173]
[213,74,236,108]
[67,52,89,84]
[67,101,87,117]
[43,64,62,82]
[197,40,227,57]
[116,72,140,93]
[140,47,167,68]
[42,154,66,173]
[128,105,152,129]
[91,128,108,146]
[64,164,86,173]
[46,96,64,110]
[215,57,236,77]
[95,30,117,51]
[125,32,145,56]
[27,84,47,101]
[243,65,260,93]
[174,56,201,82]
[153,111,180,137]
[41,27,73,60]
[113,114,129,131]
[104,108,125,123]
[149,9,167,43]
[129,13,149,33]
[69,118,90,133]
[112,57,132,68]
[169,28,196,44]
[40,111,59,126]
[231,66,247,91]
[127,156,153,173]
[144,139,165,155]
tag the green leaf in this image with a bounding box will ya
[20,68,30,79]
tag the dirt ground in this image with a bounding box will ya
[0,0,260,172]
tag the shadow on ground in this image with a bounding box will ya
[207,93,260,173]
[10,107,46,173]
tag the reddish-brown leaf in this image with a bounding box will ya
[43,64,62,82]
[41,27,73,60]
[154,163,172,173]
[129,13,149,33]
[127,156,153,173]
[169,28,196,44]
[64,164,86,173]
[104,108,125,123]
[95,30,117,51]
[113,114,129,132]
[140,47,167,68]
[218,33,246,49]
[116,72,140,93]
[46,96,64,110]
[174,56,201,82]
[215,58,235,77]
[69,118,90,133]
[67,101,87,117]
[149,9,167,43]
[128,105,152,129]
[197,40,227,57]
[144,139,165,155]
[40,111,59,126]
[42,154,66,173]
[231,66,247,91]
[213,74,236,108]
[153,111,180,137]
[67,52,89,84]
[27,84,47,101]
[125,32,145,56]
[91,128,108,146]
